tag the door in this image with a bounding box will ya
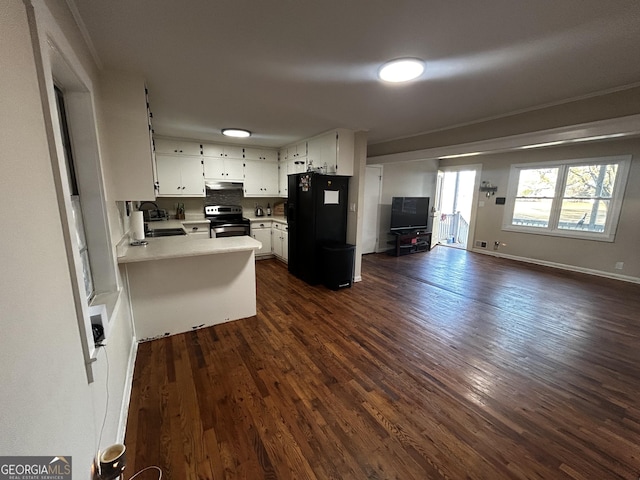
[179,157,205,196]
[155,154,182,195]
[362,166,382,254]
[431,170,444,249]
[437,166,481,249]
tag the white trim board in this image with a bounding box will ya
[471,248,640,285]
[117,337,138,443]
[368,114,640,165]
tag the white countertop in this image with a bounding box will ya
[146,218,209,230]
[118,235,262,264]
[247,215,287,224]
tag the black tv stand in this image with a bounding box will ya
[387,230,432,256]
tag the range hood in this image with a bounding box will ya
[205,180,244,190]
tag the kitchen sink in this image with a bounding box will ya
[146,228,187,237]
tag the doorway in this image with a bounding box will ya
[436,167,480,249]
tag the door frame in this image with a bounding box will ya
[438,164,482,251]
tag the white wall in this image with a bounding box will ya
[440,137,640,280]
[347,131,368,280]
[0,0,135,475]
[371,159,439,251]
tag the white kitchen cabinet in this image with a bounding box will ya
[307,129,354,176]
[278,160,289,197]
[203,156,244,182]
[155,154,205,197]
[154,138,202,156]
[282,231,288,262]
[100,72,156,200]
[282,141,307,162]
[243,159,278,196]
[279,156,308,197]
[201,143,244,159]
[251,220,272,257]
[244,147,277,162]
[183,221,210,238]
[272,222,288,262]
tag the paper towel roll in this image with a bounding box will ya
[131,211,145,240]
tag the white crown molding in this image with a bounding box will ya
[65,0,103,70]
[367,114,640,164]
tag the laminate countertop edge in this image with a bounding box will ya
[117,235,262,264]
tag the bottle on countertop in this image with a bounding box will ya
[266,203,271,216]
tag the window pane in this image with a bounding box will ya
[512,198,554,228]
[558,199,609,232]
[516,168,558,197]
[564,164,617,198]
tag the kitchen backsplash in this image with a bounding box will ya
[206,188,243,205]
[154,193,283,217]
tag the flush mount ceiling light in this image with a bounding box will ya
[222,128,251,138]
[378,58,425,83]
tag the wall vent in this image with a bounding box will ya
[475,241,487,248]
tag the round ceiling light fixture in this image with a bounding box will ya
[222,128,251,138]
[378,58,425,83]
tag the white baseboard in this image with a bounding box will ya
[117,335,138,443]
[472,248,640,284]
[354,275,362,283]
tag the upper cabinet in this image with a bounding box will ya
[244,159,279,197]
[202,156,244,182]
[154,138,202,156]
[202,143,244,181]
[155,154,205,197]
[307,129,355,176]
[244,147,278,162]
[201,143,243,159]
[100,72,156,200]
[282,141,307,161]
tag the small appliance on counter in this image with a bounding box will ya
[138,201,168,222]
[255,203,264,217]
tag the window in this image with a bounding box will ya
[55,86,94,301]
[503,156,631,241]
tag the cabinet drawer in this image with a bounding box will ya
[184,223,210,236]
[251,221,272,230]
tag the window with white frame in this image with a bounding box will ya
[503,155,631,242]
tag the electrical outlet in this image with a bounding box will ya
[493,241,500,250]
[615,262,624,270]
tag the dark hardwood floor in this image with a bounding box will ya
[124,247,640,479]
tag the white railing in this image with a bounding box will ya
[438,212,469,247]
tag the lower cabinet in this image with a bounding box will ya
[272,222,288,262]
[251,221,272,257]
[184,221,211,238]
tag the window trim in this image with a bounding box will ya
[502,155,631,242]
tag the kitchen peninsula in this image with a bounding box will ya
[118,235,262,341]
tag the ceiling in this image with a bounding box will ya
[69,0,640,148]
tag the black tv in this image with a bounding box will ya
[390,197,429,232]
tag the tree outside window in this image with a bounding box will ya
[504,156,630,242]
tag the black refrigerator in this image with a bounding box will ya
[288,172,350,286]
